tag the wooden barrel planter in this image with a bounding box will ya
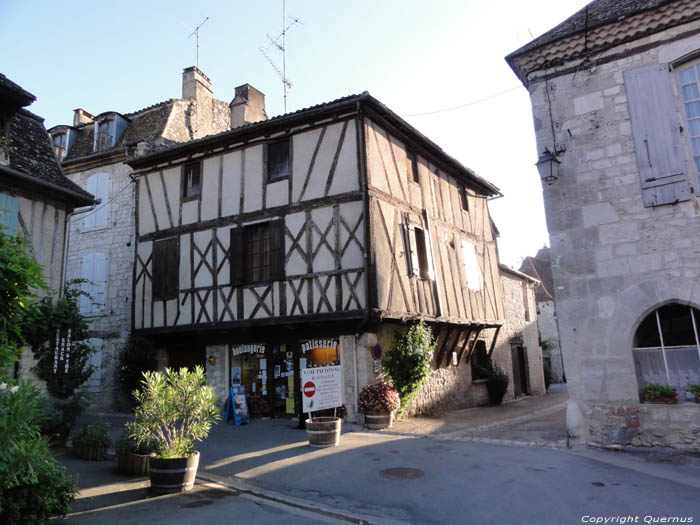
[364,411,394,430]
[117,451,151,476]
[305,417,341,448]
[149,452,200,493]
[72,443,107,461]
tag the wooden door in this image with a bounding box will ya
[511,344,529,397]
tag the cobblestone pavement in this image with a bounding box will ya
[381,383,569,448]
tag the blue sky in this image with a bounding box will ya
[1,0,589,266]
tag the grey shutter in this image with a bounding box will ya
[153,238,178,300]
[269,219,285,281]
[230,227,244,286]
[0,193,18,234]
[152,240,166,300]
[624,64,691,207]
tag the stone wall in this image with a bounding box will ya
[205,344,229,411]
[65,161,135,411]
[526,18,700,448]
[537,300,564,383]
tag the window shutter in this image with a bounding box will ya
[422,228,436,281]
[624,64,691,207]
[92,252,107,310]
[0,193,18,234]
[166,237,179,296]
[94,173,110,228]
[230,227,244,286]
[407,226,420,277]
[152,240,166,300]
[85,338,103,391]
[269,219,286,281]
[83,176,97,230]
[461,240,481,291]
[80,253,94,314]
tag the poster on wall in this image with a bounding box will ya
[300,365,342,413]
[231,367,242,385]
[225,385,250,425]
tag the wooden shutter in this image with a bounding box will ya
[94,173,110,228]
[269,219,286,281]
[80,253,94,313]
[153,237,178,300]
[0,193,18,234]
[83,176,97,230]
[624,64,691,207]
[92,252,107,309]
[230,227,244,286]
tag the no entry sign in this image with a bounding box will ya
[301,365,342,413]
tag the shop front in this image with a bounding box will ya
[229,338,342,420]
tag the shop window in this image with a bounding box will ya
[471,340,489,380]
[152,237,179,300]
[407,151,419,183]
[633,303,700,396]
[301,339,340,367]
[231,219,285,285]
[267,139,290,182]
[182,161,201,200]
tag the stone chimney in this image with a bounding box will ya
[182,66,215,139]
[230,84,267,128]
[73,108,94,127]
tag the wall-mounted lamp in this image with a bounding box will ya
[208,355,216,366]
[535,148,561,185]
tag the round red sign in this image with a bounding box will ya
[303,381,316,398]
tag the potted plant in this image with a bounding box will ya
[358,382,401,429]
[685,383,700,403]
[129,366,220,493]
[247,392,269,418]
[642,383,679,403]
[116,423,156,476]
[72,421,110,460]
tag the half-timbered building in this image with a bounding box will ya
[127,92,534,421]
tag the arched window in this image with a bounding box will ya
[633,303,700,395]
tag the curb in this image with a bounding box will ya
[196,470,405,525]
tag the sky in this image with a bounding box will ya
[0,0,590,267]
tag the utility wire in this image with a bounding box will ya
[73,179,133,222]
[403,85,522,117]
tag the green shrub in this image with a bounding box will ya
[0,380,76,524]
[642,383,678,399]
[382,322,435,413]
[479,364,510,405]
[73,421,111,448]
[37,394,85,446]
[117,336,158,410]
[686,383,700,396]
[116,423,157,455]
[130,367,220,458]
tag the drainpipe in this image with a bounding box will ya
[60,199,100,297]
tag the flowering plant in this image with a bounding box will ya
[358,383,400,413]
[248,392,269,417]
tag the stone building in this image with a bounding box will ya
[0,73,94,379]
[125,91,545,422]
[507,0,700,448]
[49,67,266,410]
[519,246,564,382]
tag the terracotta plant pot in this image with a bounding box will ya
[117,450,151,476]
[644,395,679,404]
[72,442,107,461]
[149,452,200,494]
[364,410,394,430]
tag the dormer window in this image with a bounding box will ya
[95,118,113,152]
[52,133,67,161]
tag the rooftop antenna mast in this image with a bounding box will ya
[185,16,209,69]
[259,0,302,113]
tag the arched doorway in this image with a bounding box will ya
[632,303,700,397]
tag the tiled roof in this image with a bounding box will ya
[519,248,555,303]
[4,109,93,204]
[508,0,673,59]
[0,73,36,107]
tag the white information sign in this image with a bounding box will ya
[301,365,342,413]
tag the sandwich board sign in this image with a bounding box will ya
[225,385,250,425]
[301,365,342,413]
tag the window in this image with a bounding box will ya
[0,193,19,234]
[83,172,110,230]
[79,252,107,315]
[471,340,489,380]
[461,240,481,291]
[95,118,113,152]
[458,184,469,212]
[406,224,433,280]
[52,133,67,161]
[231,220,285,285]
[182,161,201,200]
[677,62,700,175]
[407,151,419,183]
[152,237,179,300]
[267,139,290,182]
[633,303,700,398]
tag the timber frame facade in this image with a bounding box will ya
[127,92,508,420]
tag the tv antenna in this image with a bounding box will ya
[259,0,302,113]
[183,17,209,69]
